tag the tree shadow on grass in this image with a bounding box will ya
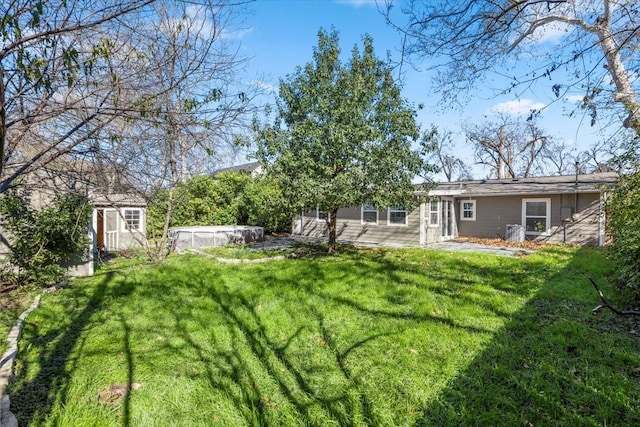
[170,251,549,425]
[7,271,132,426]
[11,247,631,426]
[415,248,640,426]
[164,275,398,426]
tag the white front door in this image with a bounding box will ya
[441,198,455,240]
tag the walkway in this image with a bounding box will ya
[251,235,536,257]
[426,240,536,257]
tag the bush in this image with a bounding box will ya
[607,154,640,303]
[148,172,293,235]
[147,173,252,237]
[243,176,293,233]
[0,192,91,286]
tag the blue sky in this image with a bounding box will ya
[235,0,616,179]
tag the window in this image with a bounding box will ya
[461,200,476,221]
[429,200,439,227]
[388,206,407,226]
[123,209,141,231]
[522,198,551,235]
[361,203,378,224]
[316,207,329,222]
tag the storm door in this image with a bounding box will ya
[441,198,455,240]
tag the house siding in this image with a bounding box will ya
[454,192,602,245]
[296,206,421,246]
[543,193,601,245]
[93,207,146,252]
[455,195,539,239]
[292,174,614,248]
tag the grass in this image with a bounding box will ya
[202,243,297,260]
[6,245,640,426]
[0,283,41,356]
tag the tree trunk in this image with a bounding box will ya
[327,209,338,254]
[498,126,506,179]
[595,24,640,134]
[0,67,5,180]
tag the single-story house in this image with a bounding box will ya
[292,172,618,247]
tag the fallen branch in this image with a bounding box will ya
[0,284,19,295]
[589,277,640,316]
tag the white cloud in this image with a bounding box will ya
[334,0,380,8]
[531,22,569,44]
[220,26,253,40]
[180,4,252,40]
[565,95,584,103]
[488,99,546,116]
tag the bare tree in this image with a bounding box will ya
[386,0,640,135]
[465,115,552,179]
[0,0,162,193]
[539,140,577,176]
[1,1,253,192]
[89,2,259,259]
[422,125,472,181]
[576,138,627,173]
[1,1,256,258]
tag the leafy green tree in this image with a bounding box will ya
[0,192,91,286]
[254,29,433,253]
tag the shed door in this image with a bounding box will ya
[104,210,119,251]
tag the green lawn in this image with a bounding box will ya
[7,245,640,426]
[202,244,297,260]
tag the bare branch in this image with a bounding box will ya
[389,0,640,134]
[590,277,640,316]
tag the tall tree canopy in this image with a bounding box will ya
[388,0,640,134]
[254,29,431,253]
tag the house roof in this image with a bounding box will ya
[423,172,618,197]
[212,161,261,176]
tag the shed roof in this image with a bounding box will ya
[89,192,146,207]
[424,172,618,197]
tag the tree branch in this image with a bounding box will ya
[0,1,156,60]
[589,277,640,316]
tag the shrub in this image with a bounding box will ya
[147,173,252,238]
[242,176,294,233]
[148,172,293,235]
[607,155,640,303]
[0,192,91,286]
